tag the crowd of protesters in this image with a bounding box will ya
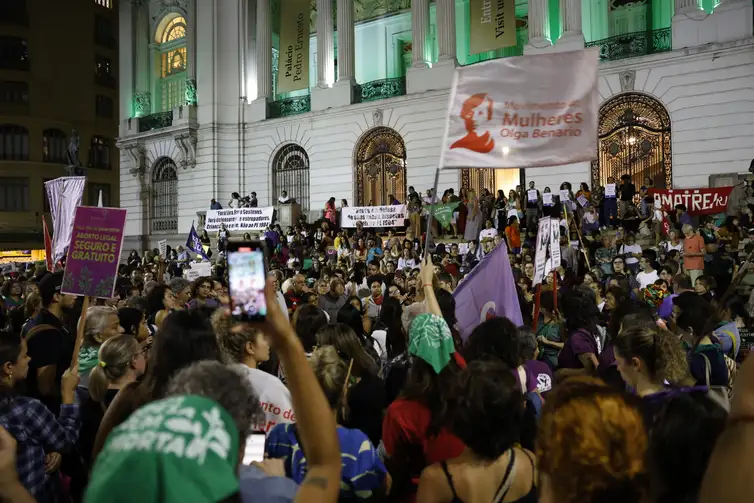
[0,174,752,503]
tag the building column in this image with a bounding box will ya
[556,0,584,49]
[133,1,151,116]
[411,0,431,68]
[246,0,256,100]
[336,0,355,85]
[711,0,754,43]
[525,0,552,53]
[250,0,272,120]
[436,0,457,64]
[316,0,335,87]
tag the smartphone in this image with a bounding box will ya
[243,433,266,465]
[227,241,268,321]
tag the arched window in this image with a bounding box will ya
[0,124,29,160]
[88,136,111,169]
[42,129,67,163]
[272,144,310,213]
[155,13,188,112]
[152,157,178,233]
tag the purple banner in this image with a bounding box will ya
[62,206,127,299]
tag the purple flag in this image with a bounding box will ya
[453,243,523,341]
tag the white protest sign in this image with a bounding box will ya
[533,217,551,287]
[543,193,553,206]
[158,239,167,258]
[205,207,274,232]
[560,189,570,200]
[341,205,408,228]
[184,261,212,281]
[605,183,616,198]
[549,219,560,274]
[527,190,538,202]
[441,48,599,169]
[577,194,589,207]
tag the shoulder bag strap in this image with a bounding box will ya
[24,324,58,342]
[700,352,711,388]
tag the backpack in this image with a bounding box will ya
[699,352,734,410]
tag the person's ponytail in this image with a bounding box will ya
[88,335,140,405]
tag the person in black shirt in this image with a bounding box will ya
[618,174,636,220]
[21,271,77,412]
[524,181,541,231]
[703,243,734,298]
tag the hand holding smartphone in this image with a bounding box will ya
[228,241,268,321]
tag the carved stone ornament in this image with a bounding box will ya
[174,133,197,169]
[373,109,384,127]
[619,70,636,92]
[134,92,152,117]
[124,143,146,177]
[185,79,197,106]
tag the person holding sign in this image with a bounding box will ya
[525,181,541,232]
[542,187,561,218]
[603,176,618,229]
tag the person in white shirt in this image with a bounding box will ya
[636,256,659,290]
[619,233,643,274]
[278,190,291,204]
[212,311,294,438]
[397,248,416,271]
[479,219,498,255]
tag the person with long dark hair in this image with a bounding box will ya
[555,286,602,381]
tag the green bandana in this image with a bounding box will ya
[429,202,461,229]
[409,313,456,374]
[85,395,240,503]
[78,345,100,377]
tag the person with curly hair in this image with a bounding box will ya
[555,286,602,381]
[537,377,649,503]
[416,361,536,502]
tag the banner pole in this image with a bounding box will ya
[423,69,459,259]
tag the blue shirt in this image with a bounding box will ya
[239,464,297,503]
[367,247,383,263]
[266,423,387,500]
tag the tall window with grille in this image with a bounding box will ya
[0,124,29,160]
[88,136,111,169]
[0,178,29,212]
[88,183,111,207]
[0,36,29,71]
[95,55,115,88]
[151,158,178,233]
[272,144,310,213]
[43,129,67,163]
[0,81,28,111]
[155,14,188,112]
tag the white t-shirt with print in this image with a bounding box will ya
[636,269,659,289]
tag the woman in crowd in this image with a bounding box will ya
[316,323,384,447]
[266,345,389,500]
[507,189,522,222]
[79,334,146,470]
[417,360,536,503]
[324,197,337,227]
[0,330,80,503]
[212,309,293,435]
[145,283,175,331]
[555,286,602,380]
[77,306,124,387]
[537,378,649,503]
[293,303,328,354]
[1,280,23,310]
[91,310,224,458]
[672,292,729,387]
[535,291,563,371]
[494,189,507,233]
[464,189,483,242]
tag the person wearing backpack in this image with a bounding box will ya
[21,272,78,413]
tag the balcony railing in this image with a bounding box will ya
[355,77,407,103]
[138,111,174,132]
[586,28,671,62]
[269,94,311,119]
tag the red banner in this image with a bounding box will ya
[649,187,734,215]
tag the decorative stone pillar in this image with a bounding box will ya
[336,0,355,84]
[674,0,702,14]
[411,0,431,68]
[557,0,584,50]
[436,0,456,63]
[256,0,272,100]
[316,0,335,87]
[527,0,552,49]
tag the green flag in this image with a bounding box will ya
[429,202,460,229]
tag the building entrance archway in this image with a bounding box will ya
[354,127,406,206]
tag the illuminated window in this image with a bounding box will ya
[88,183,111,207]
[94,0,112,9]
[155,14,189,112]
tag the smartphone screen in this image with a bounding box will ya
[243,433,266,465]
[228,242,267,321]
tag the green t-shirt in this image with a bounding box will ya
[537,322,561,370]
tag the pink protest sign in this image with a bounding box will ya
[62,206,127,298]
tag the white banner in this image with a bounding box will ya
[441,48,599,169]
[185,261,212,282]
[341,205,408,228]
[44,176,86,263]
[549,219,560,275]
[533,217,551,287]
[205,207,274,232]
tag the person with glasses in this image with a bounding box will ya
[611,256,640,293]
